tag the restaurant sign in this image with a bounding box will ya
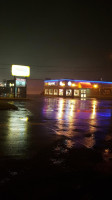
[12,65,30,77]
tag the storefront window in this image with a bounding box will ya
[81,89,86,93]
[66,89,72,96]
[74,90,79,96]
[59,89,63,96]
[54,89,58,95]
[49,89,53,95]
[44,89,49,95]
[81,94,86,97]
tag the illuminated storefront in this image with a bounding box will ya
[44,79,112,99]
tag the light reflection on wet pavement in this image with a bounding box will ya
[0,98,112,157]
[0,97,112,162]
[1,97,112,198]
[40,97,112,165]
[42,98,111,140]
[0,103,31,157]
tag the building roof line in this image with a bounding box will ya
[44,79,112,84]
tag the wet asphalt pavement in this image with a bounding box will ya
[0,96,112,199]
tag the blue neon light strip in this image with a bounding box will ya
[44,79,112,84]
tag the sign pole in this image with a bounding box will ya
[14,76,15,98]
[25,77,27,98]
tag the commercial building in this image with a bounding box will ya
[0,79,44,97]
[44,79,112,98]
[27,79,44,95]
[0,65,44,98]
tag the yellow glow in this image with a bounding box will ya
[71,83,76,87]
[20,117,28,121]
[78,83,82,88]
[91,100,97,119]
[9,83,14,87]
[68,81,76,87]
[60,81,65,86]
[12,65,30,77]
[105,149,110,154]
[93,104,96,115]
[93,84,98,88]
[69,102,75,117]
[58,99,64,119]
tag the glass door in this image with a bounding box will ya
[81,89,86,98]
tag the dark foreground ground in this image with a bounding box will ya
[0,96,112,199]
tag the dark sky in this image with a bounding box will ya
[0,1,112,81]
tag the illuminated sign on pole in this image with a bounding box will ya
[16,78,26,87]
[11,65,30,77]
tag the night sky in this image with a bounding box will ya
[0,1,112,81]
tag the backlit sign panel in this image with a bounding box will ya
[48,82,55,86]
[12,65,30,77]
[16,78,26,87]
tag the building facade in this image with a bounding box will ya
[44,79,112,98]
[0,79,44,98]
[27,79,44,95]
